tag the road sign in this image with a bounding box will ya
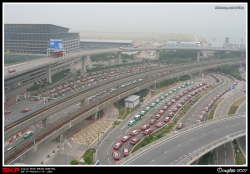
[231,85,235,90]
[94,160,100,165]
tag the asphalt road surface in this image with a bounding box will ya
[124,116,245,165]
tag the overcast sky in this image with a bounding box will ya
[3,3,247,44]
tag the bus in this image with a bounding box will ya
[53,51,63,58]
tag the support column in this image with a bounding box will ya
[93,113,97,120]
[42,118,47,128]
[118,52,122,64]
[197,51,200,61]
[45,65,52,83]
[155,50,160,60]
[81,56,87,73]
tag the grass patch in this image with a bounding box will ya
[227,106,238,115]
[206,98,223,120]
[232,140,246,165]
[113,121,121,125]
[227,96,246,115]
[121,108,133,120]
[79,148,96,165]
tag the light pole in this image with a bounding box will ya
[233,85,236,106]
[97,131,104,161]
[63,134,67,165]
[37,82,43,94]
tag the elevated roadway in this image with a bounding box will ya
[4,46,246,80]
[4,58,245,140]
[118,114,246,165]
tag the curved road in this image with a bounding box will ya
[123,116,246,165]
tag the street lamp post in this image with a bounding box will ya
[97,131,104,161]
[63,134,67,165]
[233,85,236,106]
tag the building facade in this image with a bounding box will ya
[223,43,246,49]
[125,95,140,109]
[4,24,80,54]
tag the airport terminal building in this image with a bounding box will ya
[4,24,80,54]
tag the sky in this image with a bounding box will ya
[3,3,247,45]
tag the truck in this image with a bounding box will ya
[53,51,63,58]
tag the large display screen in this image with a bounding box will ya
[50,39,64,50]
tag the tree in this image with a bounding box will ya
[83,155,92,165]
[70,159,78,165]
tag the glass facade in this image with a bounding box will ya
[4,24,80,54]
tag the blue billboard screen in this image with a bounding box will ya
[225,37,229,44]
[50,40,64,50]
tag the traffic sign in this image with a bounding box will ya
[231,85,235,90]
[94,160,100,165]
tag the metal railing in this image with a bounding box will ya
[178,130,246,165]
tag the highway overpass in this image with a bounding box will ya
[4,59,245,164]
[4,47,246,82]
[4,58,245,140]
[118,114,246,165]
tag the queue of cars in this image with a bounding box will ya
[8,69,16,73]
[127,82,194,127]
[195,86,231,124]
[112,81,214,162]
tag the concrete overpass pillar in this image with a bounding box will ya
[45,65,52,83]
[155,50,160,60]
[92,113,97,120]
[197,51,200,61]
[42,118,47,127]
[118,52,122,64]
[81,56,87,73]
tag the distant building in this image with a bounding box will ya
[80,39,134,50]
[4,24,80,54]
[223,43,245,49]
[125,95,140,108]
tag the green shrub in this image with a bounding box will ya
[70,159,79,165]
[83,155,92,165]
